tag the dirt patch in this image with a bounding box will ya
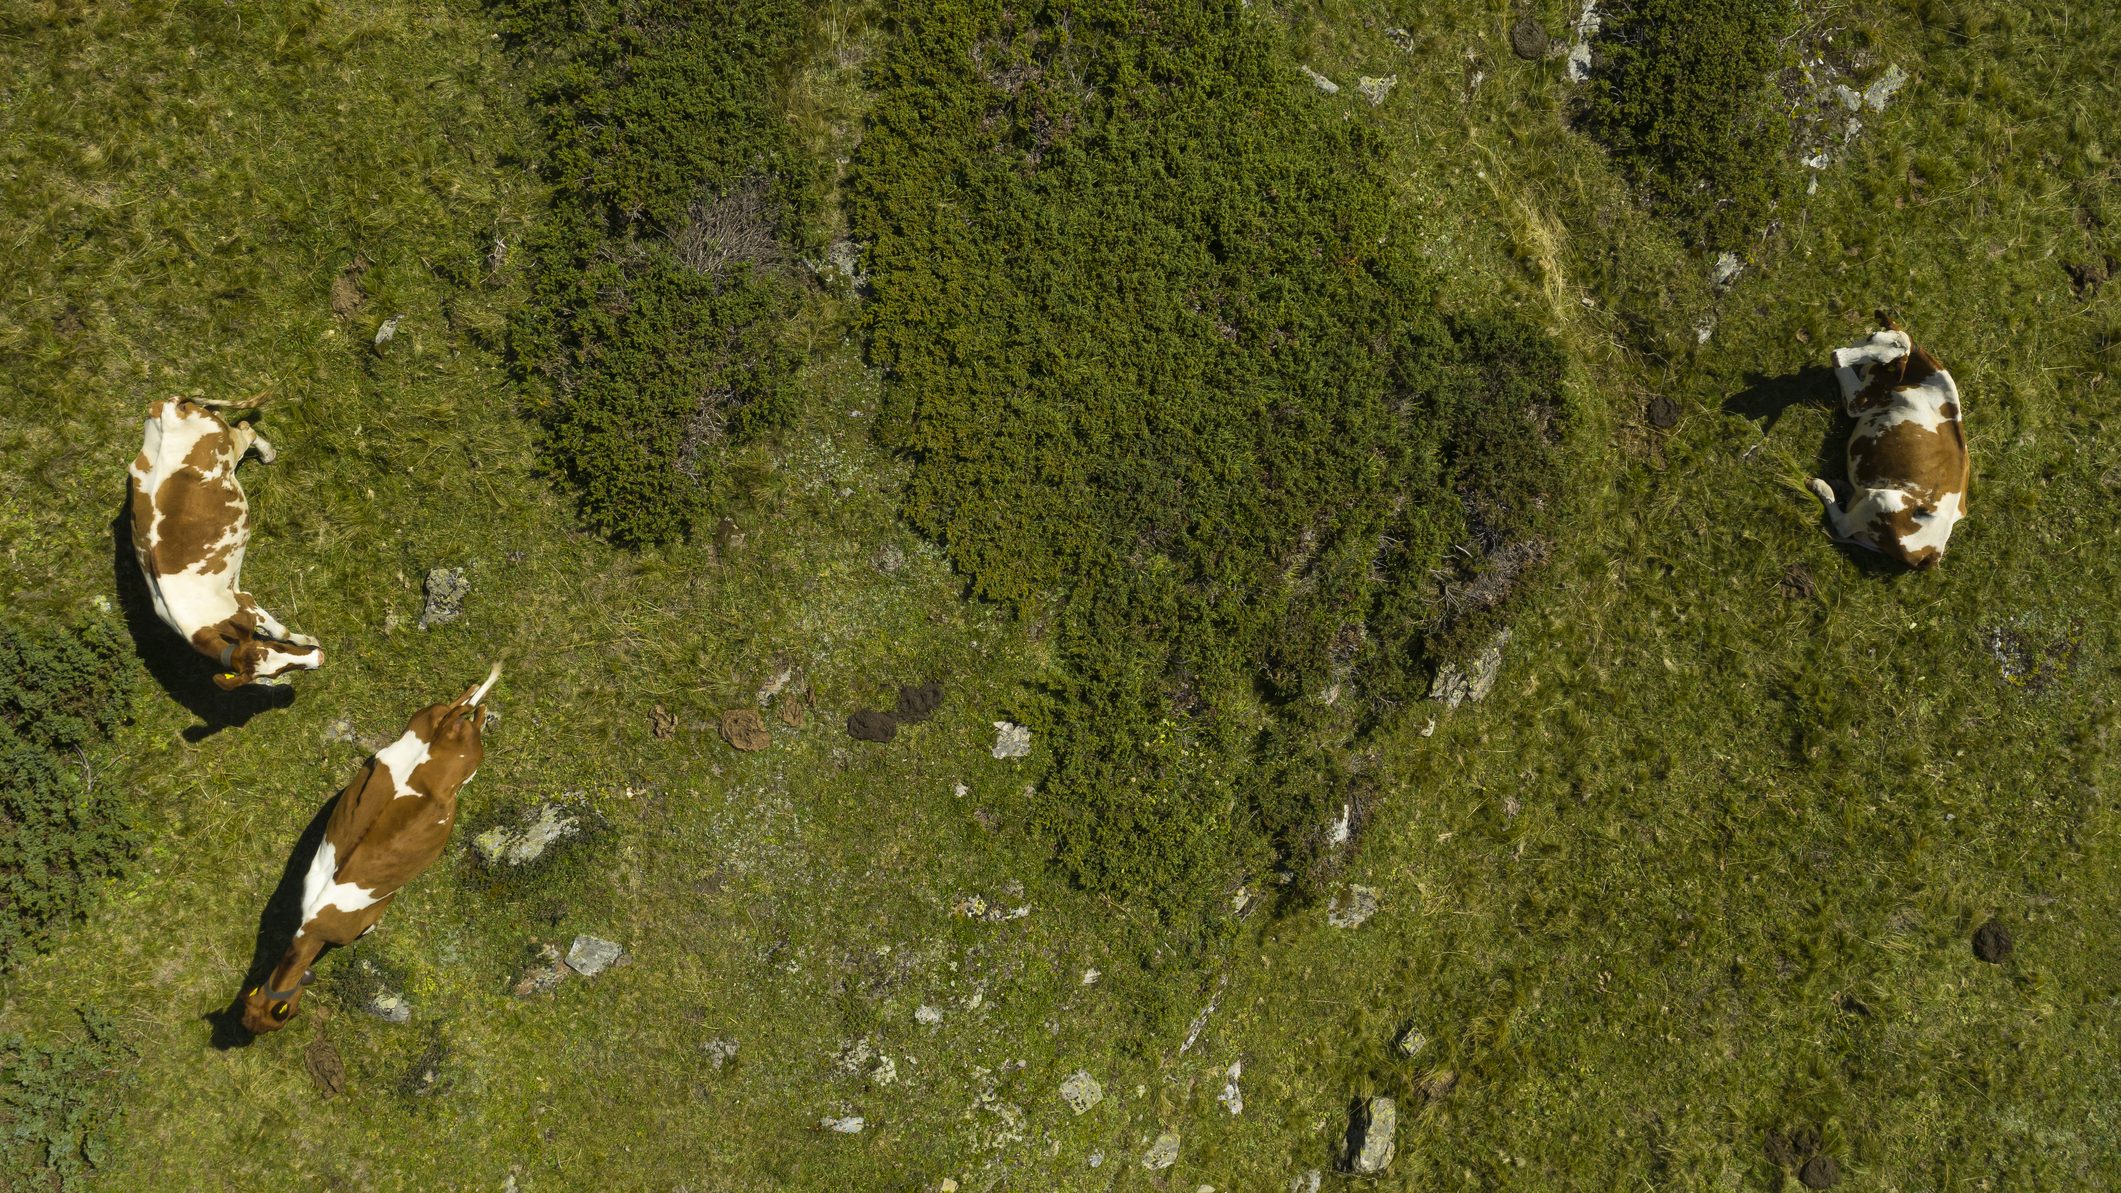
[1799,1154,1839,1188]
[847,710,898,742]
[1764,1129,1798,1168]
[331,255,370,320]
[777,700,807,728]
[1778,563,1815,601]
[2065,255,2116,298]
[1645,396,1680,428]
[305,1035,346,1098]
[895,681,944,723]
[1972,917,2012,963]
[720,709,770,751]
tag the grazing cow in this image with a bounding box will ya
[1807,315,1970,568]
[128,396,321,688]
[241,665,500,1034]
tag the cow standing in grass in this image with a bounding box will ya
[241,665,500,1034]
[1808,315,1970,568]
[128,396,322,688]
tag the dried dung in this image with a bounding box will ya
[720,709,770,751]
[1646,396,1680,428]
[305,1036,347,1098]
[651,704,677,740]
[895,681,944,723]
[1972,917,2013,963]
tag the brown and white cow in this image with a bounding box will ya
[241,665,499,1034]
[1807,315,1970,569]
[129,396,321,688]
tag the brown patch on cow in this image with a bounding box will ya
[134,409,247,576]
[1848,419,1965,496]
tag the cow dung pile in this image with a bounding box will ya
[845,680,946,743]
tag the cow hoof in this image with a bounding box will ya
[253,441,278,464]
[1806,478,1835,505]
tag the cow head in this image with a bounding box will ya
[239,969,315,1034]
[210,620,323,690]
[402,662,501,777]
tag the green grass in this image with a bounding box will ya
[3,0,2119,1189]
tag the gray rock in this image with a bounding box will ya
[990,721,1032,759]
[1289,1172,1322,1193]
[702,1037,740,1070]
[1356,75,1397,106]
[825,239,869,289]
[510,944,569,997]
[915,1004,944,1025]
[321,717,358,745]
[1863,64,1909,112]
[1218,1061,1244,1115]
[1346,1096,1397,1174]
[373,315,402,349]
[1142,1130,1181,1170]
[473,802,582,868]
[363,990,412,1024]
[566,935,625,977]
[1713,251,1743,288]
[420,567,470,628]
[1327,884,1380,929]
[1300,65,1340,94]
[1060,1070,1103,1115]
[1397,1026,1429,1057]
[820,1115,865,1134]
[1429,628,1510,708]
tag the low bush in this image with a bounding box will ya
[1580,0,1799,248]
[0,618,134,971]
[0,1011,133,1191]
[855,0,1570,916]
[495,0,817,546]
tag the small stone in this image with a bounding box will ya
[1694,316,1716,345]
[419,567,469,629]
[940,1181,958,1193]
[1218,1061,1243,1115]
[1060,1070,1103,1114]
[373,314,401,349]
[1396,1026,1428,1058]
[1972,917,2013,963]
[511,943,569,997]
[847,709,898,742]
[1713,252,1743,288]
[1289,1172,1322,1193]
[364,991,411,1024]
[321,717,358,745]
[1356,75,1397,106]
[566,935,625,977]
[702,1037,739,1070]
[1799,1154,1839,1189]
[895,681,945,723]
[1646,396,1680,428]
[991,721,1032,759]
[871,542,905,574]
[1385,27,1416,53]
[1346,1096,1396,1174]
[1300,65,1340,94]
[1143,1130,1181,1170]
[473,802,582,868]
[650,704,677,740]
[820,1115,865,1134]
[1081,968,1100,985]
[720,708,771,751]
[1429,628,1510,708]
[1327,884,1380,929]
[1509,17,1549,60]
[1862,64,1908,112]
[915,1005,943,1025]
[305,1036,346,1098]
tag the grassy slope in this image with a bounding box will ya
[1,0,2116,1190]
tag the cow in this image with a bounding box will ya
[128,396,321,688]
[1807,314,1970,569]
[241,664,500,1034]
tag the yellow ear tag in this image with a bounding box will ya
[220,672,241,681]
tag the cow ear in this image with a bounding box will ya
[211,670,249,691]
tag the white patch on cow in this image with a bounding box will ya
[296,837,382,934]
[375,730,433,798]
[1896,488,1965,556]
[1864,372,1959,436]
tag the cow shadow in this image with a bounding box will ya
[110,501,292,741]
[1721,366,1910,580]
[204,793,338,1050]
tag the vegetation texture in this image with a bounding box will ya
[498,0,817,546]
[0,1011,133,1192]
[854,0,1568,913]
[0,618,133,971]
[1581,0,1799,247]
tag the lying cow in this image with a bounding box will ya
[242,665,500,1034]
[1807,315,1969,568]
[128,396,321,688]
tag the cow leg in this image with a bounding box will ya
[1807,479,1869,545]
[239,423,277,465]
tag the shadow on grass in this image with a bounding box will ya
[109,501,293,741]
[204,794,338,1050]
[1722,367,1916,581]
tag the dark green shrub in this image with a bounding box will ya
[0,1011,133,1190]
[0,619,135,971]
[855,1,1571,915]
[495,0,816,546]
[1580,0,1798,247]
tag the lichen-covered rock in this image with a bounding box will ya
[990,721,1031,758]
[1345,1096,1396,1174]
[1327,884,1380,929]
[1429,628,1510,708]
[566,935,625,977]
[1142,1130,1181,1170]
[1060,1070,1103,1114]
[473,802,583,868]
[419,566,469,628]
